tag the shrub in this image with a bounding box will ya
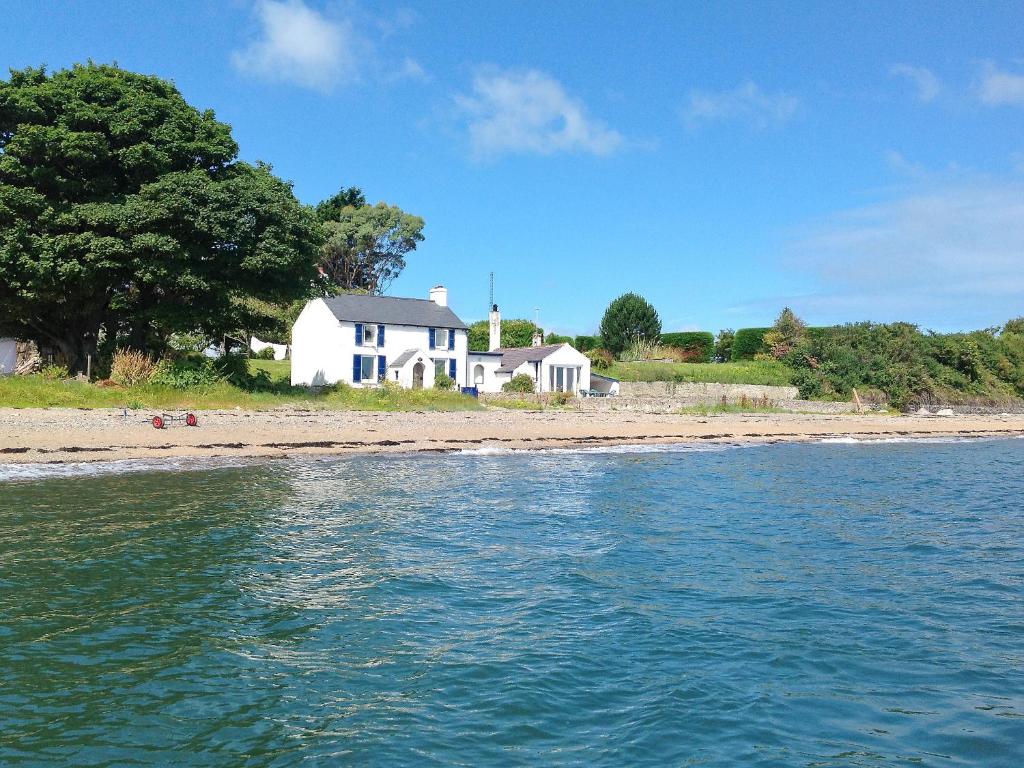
[110,349,156,386]
[503,373,536,393]
[621,336,660,361]
[150,355,221,389]
[545,333,574,346]
[586,348,614,370]
[574,335,600,352]
[549,391,572,406]
[434,373,455,390]
[715,329,735,362]
[254,347,277,360]
[732,327,772,360]
[599,293,661,355]
[39,364,70,380]
[660,331,714,362]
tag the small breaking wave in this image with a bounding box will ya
[0,456,256,483]
[456,442,750,457]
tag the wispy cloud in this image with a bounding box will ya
[232,0,357,91]
[683,81,798,129]
[890,63,942,102]
[978,61,1024,106]
[454,68,623,159]
[779,178,1024,326]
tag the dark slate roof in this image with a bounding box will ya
[494,343,567,373]
[321,294,468,330]
[467,350,503,356]
[389,349,421,369]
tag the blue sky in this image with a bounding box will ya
[4,1,1023,334]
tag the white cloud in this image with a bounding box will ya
[232,0,357,91]
[454,68,624,159]
[780,179,1024,326]
[890,63,942,102]
[683,81,798,128]
[978,61,1024,106]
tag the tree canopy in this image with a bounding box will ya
[0,63,321,370]
[467,318,541,351]
[599,293,661,355]
[319,202,425,294]
[314,186,366,223]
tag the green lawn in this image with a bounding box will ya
[0,358,480,411]
[605,359,793,386]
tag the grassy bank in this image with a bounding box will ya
[606,360,793,386]
[0,361,479,412]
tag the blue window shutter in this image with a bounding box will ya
[377,355,386,381]
[448,330,455,350]
[378,324,385,346]
[355,323,363,345]
[353,354,361,382]
[448,358,456,380]
[428,328,436,350]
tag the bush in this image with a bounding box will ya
[254,347,277,360]
[549,391,572,406]
[620,336,660,361]
[660,331,714,362]
[714,329,735,362]
[545,333,573,346]
[502,373,536,393]
[110,349,156,386]
[434,373,455,390]
[586,348,614,370]
[599,293,661,355]
[39,364,70,380]
[150,355,221,389]
[732,327,772,360]
[574,335,600,352]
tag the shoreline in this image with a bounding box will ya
[2,407,1023,468]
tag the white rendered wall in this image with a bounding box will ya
[467,355,503,392]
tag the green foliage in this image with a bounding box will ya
[784,321,1024,409]
[253,347,277,360]
[607,359,793,386]
[549,391,572,406]
[574,335,600,352]
[314,186,366,222]
[715,329,735,362]
[732,328,772,360]
[0,63,321,372]
[150,355,221,389]
[502,373,536,393]
[762,307,808,359]
[1004,318,1024,336]
[599,293,662,355]
[660,332,714,362]
[319,202,425,294]
[620,336,660,362]
[467,318,540,351]
[545,332,574,345]
[39,364,70,380]
[434,373,455,390]
[586,348,614,370]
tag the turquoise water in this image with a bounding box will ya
[1,439,1023,766]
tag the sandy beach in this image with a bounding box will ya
[1,407,1023,465]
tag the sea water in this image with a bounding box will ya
[1,439,1022,766]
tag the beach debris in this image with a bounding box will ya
[936,408,955,417]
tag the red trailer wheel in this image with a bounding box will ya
[185,413,197,427]
[151,415,165,429]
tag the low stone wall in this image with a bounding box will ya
[575,397,858,414]
[617,381,799,400]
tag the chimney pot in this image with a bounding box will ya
[429,285,448,307]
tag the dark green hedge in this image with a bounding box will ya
[574,335,600,352]
[731,327,772,360]
[660,331,714,362]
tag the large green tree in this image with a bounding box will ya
[319,202,425,294]
[0,63,320,370]
[599,292,661,355]
[467,318,541,351]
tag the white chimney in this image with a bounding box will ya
[429,285,448,307]
[488,304,501,351]
[532,329,543,347]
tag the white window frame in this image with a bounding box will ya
[363,324,377,347]
[433,358,447,378]
[434,328,449,349]
[359,355,376,382]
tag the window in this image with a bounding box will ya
[434,328,449,349]
[548,365,579,392]
[360,355,375,381]
[363,324,376,346]
[434,359,447,378]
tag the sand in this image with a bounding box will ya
[1,407,1023,465]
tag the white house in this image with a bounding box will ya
[0,338,16,375]
[291,286,469,388]
[290,286,591,394]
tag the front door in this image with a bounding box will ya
[412,362,424,389]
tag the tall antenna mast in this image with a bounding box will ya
[489,272,494,310]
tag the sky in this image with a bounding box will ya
[3,0,1023,335]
